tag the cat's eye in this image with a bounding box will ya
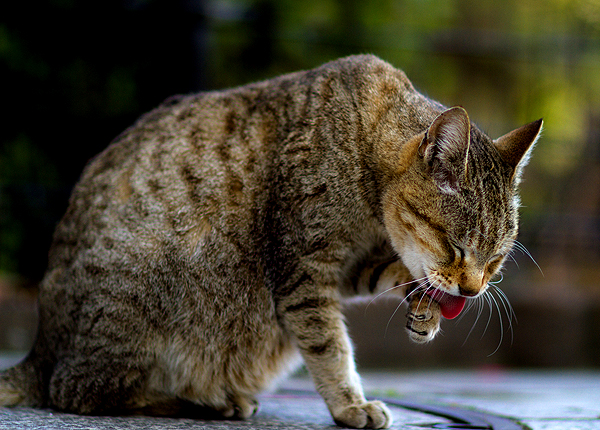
[449,242,465,262]
[486,254,504,274]
[489,253,504,263]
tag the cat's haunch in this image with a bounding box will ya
[0,55,541,429]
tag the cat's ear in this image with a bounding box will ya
[493,118,543,183]
[418,106,471,194]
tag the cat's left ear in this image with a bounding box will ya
[493,118,543,183]
[419,106,471,194]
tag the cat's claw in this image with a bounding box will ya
[332,400,392,429]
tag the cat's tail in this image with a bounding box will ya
[0,354,44,407]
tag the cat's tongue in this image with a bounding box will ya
[425,289,466,319]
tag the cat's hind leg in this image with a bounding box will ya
[137,394,259,419]
[48,351,149,415]
[217,394,260,419]
[47,342,263,419]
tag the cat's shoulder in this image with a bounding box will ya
[311,54,409,81]
[313,55,417,100]
[208,54,415,99]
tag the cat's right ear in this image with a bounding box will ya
[418,107,471,194]
[493,118,543,184]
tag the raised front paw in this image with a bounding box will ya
[332,400,392,429]
[405,293,441,343]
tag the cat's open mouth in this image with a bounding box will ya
[425,288,466,320]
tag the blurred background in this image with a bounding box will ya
[1,0,600,369]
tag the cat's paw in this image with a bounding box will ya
[219,395,259,419]
[332,400,392,429]
[405,293,441,343]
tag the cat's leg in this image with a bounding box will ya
[280,281,391,429]
[139,395,259,419]
[48,353,257,419]
[352,259,442,343]
[218,394,260,419]
[48,351,148,415]
[351,259,412,297]
[404,291,441,343]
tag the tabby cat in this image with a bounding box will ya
[0,55,542,428]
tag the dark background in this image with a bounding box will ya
[2,0,600,368]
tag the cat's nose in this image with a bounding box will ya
[458,272,485,297]
[458,285,479,297]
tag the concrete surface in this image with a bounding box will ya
[361,369,600,430]
[1,353,599,429]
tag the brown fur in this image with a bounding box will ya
[0,55,542,428]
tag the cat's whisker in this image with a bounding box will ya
[397,280,434,337]
[456,296,476,323]
[384,302,404,338]
[486,290,506,356]
[507,252,519,268]
[497,287,517,325]
[492,285,517,341]
[424,284,437,314]
[364,277,428,319]
[517,242,543,276]
[510,239,543,276]
[461,295,484,345]
[398,279,429,306]
[477,296,485,326]
[489,272,504,285]
[383,279,429,337]
[458,283,516,355]
[385,290,421,337]
[368,277,428,306]
[481,293,494,340]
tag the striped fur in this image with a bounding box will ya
[0,55,541,429]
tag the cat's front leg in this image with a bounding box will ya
[362,260,442,343]
[280,284,391,429]
[405,291,442,343]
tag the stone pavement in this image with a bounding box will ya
[360,369,600,430]
[1,352,599,429]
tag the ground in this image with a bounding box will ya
[1,353,599,429]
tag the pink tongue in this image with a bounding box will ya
[425,289,467,319]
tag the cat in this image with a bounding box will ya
[0,55,542,429]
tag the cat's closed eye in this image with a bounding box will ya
[452,244,465,262]
[486,254,505,278]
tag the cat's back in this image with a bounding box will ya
[48,54,418,263]
[42,56,436,307]
[47,84,282,273]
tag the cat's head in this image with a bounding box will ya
[383,107,542,320]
